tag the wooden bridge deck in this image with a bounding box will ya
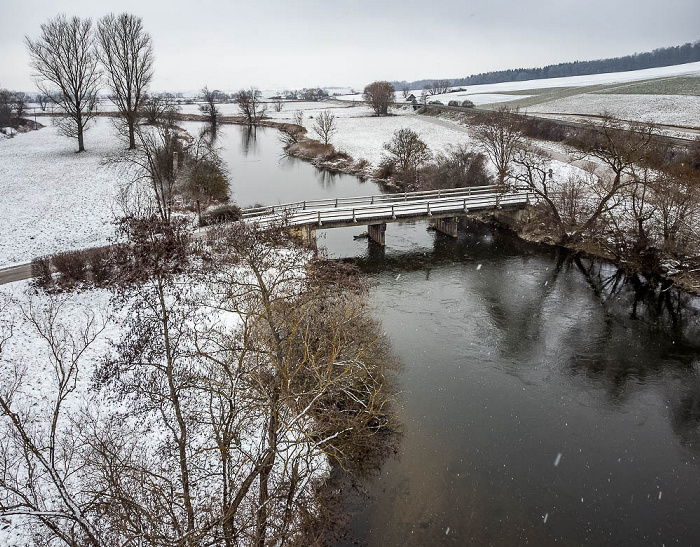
[240,185,530,230]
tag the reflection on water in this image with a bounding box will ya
[240,125,257,156]
[195,123,375,208]
[192,124,700,545]
[334,222,700,546]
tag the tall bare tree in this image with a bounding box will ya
[382,128,431,181]
[473,106,523,186]
[200,86,221,128]
[125,126,184,223]
[567,115,657,239]
[26,15,101,152]
[363,81,395,116]
[97,13,154,150]
[37,93,49,111]
[312,110,337,145]
[235,87,265,126]
[141,92,180,126]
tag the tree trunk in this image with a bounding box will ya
[77,126,85,152]
[128,117,136,150]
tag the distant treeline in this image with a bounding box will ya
[393,40,700,90]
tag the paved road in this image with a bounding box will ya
[0,264,33,286]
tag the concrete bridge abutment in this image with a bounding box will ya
[367,223,387,246]
[289,225,317,248]
[431,217,459,238]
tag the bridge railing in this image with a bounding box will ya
[244,188,531,228]
[241,185,504,221]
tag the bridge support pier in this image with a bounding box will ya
[432,217,459,238]
[367,223,386,246]
[289,225,317,248]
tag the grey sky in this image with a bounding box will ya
[1,0,699,93]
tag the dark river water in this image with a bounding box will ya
[215,124,700,546]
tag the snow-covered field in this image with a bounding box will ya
[0,118,130,267]
[337,61,700,104]
[428,61,700,96]
[333,62,700,128]
[324,113,472,166]
[526,93,700,127]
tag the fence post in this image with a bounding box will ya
[391,205,396,219]
[352,208,357,222]
[317,211,322,226]
[427,202,432,216]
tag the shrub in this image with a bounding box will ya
[447,100,459,107]
[461,100,476,108]
[287,139,335,160]
[382,128,431,175]
[422,144,492,189]
[31,256,53,289]
[199,204,242,227]
[86,247,112,285]
[519,116,568,141]
[52,250,88,285]
[374,160,396,180]
[354,158,370,170]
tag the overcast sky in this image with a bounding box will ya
[1,0,699,93]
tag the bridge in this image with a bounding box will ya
[240,185,531,245]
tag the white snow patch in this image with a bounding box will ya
[0,118,131,267]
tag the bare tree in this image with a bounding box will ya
[0,296,107,546]
[273,98,283,112]
[200,86,221,128]
[179,130,230,222]
[141,92,180,126]
[26,15,101,152]
[235,87,266,126]
[37,93,49,111]
[124,126,184,223]
[649,171,700,254]
[382,128,431,180]
[512,144,569,239]
[97,13,154,150]
[566,115,657,239]
[430,79,451,95]
[312,110,337,145]
[0,89,13,127]
[401,84,410,99]
[363,81,395,116]
[293,109,304,126]
[473,106,523,186]
[12,92,27,120]
[419,89,428,105]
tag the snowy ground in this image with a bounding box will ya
[337,61,700,104]
[0,118,130,267]
[525,93,700,128]
[0,265,329,545]
[325,113,472,166]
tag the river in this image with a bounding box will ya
[215,123,700,546]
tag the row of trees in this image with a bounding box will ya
[393,40,700,89]
[0,220,399,545]
[468,108,700,273]
[373,109,700,275]
[25,13,153,151]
